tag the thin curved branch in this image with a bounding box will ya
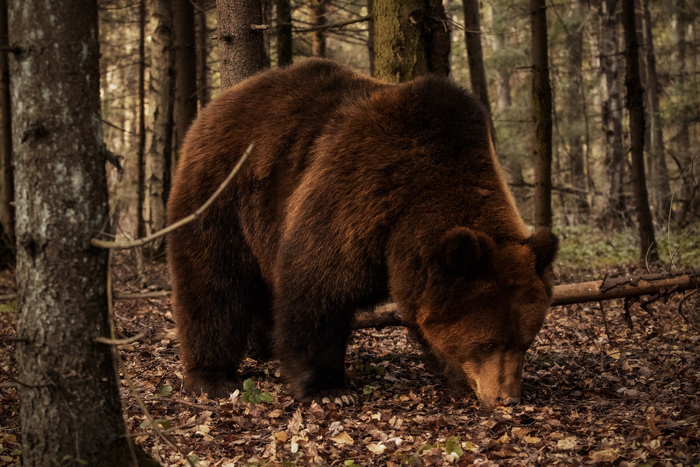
[92,143,255,250]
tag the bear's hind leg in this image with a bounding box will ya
[273,294,355,403]
[169,219,267,399]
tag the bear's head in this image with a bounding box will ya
[417,227,558,407]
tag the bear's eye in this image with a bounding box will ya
[483,342,497,353]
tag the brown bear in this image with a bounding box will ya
[167,58,558,407]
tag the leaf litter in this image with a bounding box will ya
[0,264,699,466]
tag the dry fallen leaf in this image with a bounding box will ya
[330,431,354,445]
[367,443,385,454]
[557,437,577,450]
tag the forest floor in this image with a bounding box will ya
[1,250,700,466]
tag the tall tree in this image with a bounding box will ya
[621,0,658,261]
[598,0,628,228]
[672,0,694,225]
[275,0,293,66]
[372,0,450,82]
[175,0,198,149]
[137,0,146,240]
[643,0,671,222]
[8,0,153,464]
[530,0,553,229]
[563,0,590,223]
[0,0,13,265]
[197,2,211,108]
[463,0,491,122]
[311,0,327,57]
[148,0,176,245]
[367,0,374,76]
[216,0,268,89]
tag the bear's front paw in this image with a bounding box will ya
[184,370,241,399]
[302,390,359,407]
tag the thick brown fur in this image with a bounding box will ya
[167,59,558,405]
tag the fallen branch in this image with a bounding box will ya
[96,331,148,346]
[91,143,254,250]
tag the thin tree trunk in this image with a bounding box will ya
[275,0,293,66]
[197,4,211,109]
[373,0,450,82]
[311,0,327,57]
[643,0,671,222]
[175,0,198,148]
[565,0,589,223]
[599,0,628,229]
[621,0,658,262]
[137,0,146,240]
[672,0,692,225]
[530,0,553,229]
[367,0,374,76]
[463,0,494,144]
[8,0,153,464]
[148,0,176,249]
[216,0,268,89]
[0,0,14,264]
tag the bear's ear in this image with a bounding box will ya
[526,228,559,275]
[438,227,494,277]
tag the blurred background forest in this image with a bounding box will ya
[92,0,700,275]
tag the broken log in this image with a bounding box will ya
[353,268,700,328]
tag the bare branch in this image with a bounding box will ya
[92,143,255,250]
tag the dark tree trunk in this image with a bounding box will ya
[564,0,590,223]
[137,0,146,239]
[672,0,693,225]
[311,0,327,57]
[216,0,268,89]
[621,0,658,261]
[367,0,374,76]
[373,0,450,82]
[643,0,671,222]
[8,0,153,464]
[0,0,14,266]
[462,0,490,118]
[599,0,628,229]
[197,3,211,109]
[149,0,176,242]
[175,0,198,149]
[530,0,553,229]
[275,0,293,66]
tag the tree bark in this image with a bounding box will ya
[8,0,153,464]
[197,4,211,108]
[372,0,450,82]
[148,0,176,248]
[672,0,693,226]
[463,0,495,146]
[0,0,14,266]
[367,0,374,76]
[275,0,293,66]
[216,0,268,90]
[599,0,628,229]
[462,0,490,117]
[310,0,327,57]
[530,0,553,229]
[621,0,658,262]
[564,0,590,224]
[642,0,671,223]
[137,0,146,239]
[175,0,198,150]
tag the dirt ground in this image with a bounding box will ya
[1,261,699,466]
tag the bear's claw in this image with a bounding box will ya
[308,391,358,407]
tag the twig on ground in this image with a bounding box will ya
[96,331,148,346]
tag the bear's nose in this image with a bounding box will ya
[496,396,520,406]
